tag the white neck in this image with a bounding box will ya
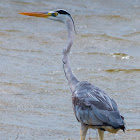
[62,17,79,92]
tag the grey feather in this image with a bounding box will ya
[72,81,125,129]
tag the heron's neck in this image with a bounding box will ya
[62,18,79,92]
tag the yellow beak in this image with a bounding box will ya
[19,12,57,18]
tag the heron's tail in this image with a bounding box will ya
[94,108,125,132]
[108,114,125,132]
[120,124,125,132]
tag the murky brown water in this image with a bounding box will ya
[0,0,140,140]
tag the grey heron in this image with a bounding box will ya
[19,9,125,140]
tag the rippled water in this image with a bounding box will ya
[0,0,140,140]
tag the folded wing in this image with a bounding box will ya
[72,81,124,129]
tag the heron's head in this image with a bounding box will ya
[19,9,74,24]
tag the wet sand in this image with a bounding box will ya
[0,0,140,139]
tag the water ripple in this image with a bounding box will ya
[105,69,140,73]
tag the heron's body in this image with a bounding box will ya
[72,81,124,139]
[20,9,125,140]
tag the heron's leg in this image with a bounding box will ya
[98,129,104,140]
[80,123,88,140]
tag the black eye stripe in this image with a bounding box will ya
[56,10,70,16]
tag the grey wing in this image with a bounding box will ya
[72,81,124,128]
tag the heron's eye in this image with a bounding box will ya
[52,13,58,17]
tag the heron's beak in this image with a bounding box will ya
[19,11,57,18]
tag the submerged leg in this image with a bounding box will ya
[80,123,88,140]
[98,129,104,140]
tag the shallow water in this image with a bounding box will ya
[0,0,140,140]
